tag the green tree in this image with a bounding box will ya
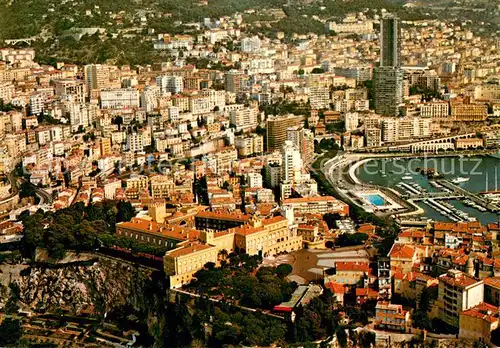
[0,318,23,346]
[358,330,375,348]
[276,264,293,278]
[116,201,135,223]
[336,233,368,247]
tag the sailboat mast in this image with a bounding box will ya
[496,166,498,192]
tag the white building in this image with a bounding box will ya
[241,36,261,53]
[229,107,258,131]
[438,270,484,328]
[281,140,302,184]
[100,88,140,109]
[247,172,263,188]
[344,112,359,132]
[141,85,162,112]
[126,132,145,152]
[156,75,183,94]
[29,93,45,115]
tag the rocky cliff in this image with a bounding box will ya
[12,254,167,345]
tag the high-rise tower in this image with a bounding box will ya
[374,15,403,116]
[380,16,401,68]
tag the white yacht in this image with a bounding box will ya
[452,177,470,184]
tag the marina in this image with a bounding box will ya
[356,156,500,224]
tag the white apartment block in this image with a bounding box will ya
[156,75,183,94]
[344,112,359,132]
[247,172,263,188]
[141,85,162,112]
[0,48,35,65]
[381,117,431,143]
[84,64,110,91]
[281,140,302,183]
[438,270,484,328]
[234,134,264,157]
[126,132,145,152]
[29,93,45,115]
[328,20,374,34]
[309,86,330,109]
[0,82,15,104]
[474,85,500,102]
[189,96,211,115]
[418,102,450,119]
[100,88,140,109]
[168,106,180,122]
[241,36,261,52]
[201,89,226,110]
[230,108,258,131]
[265,163,281,188]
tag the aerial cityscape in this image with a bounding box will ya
[0,0,499,346]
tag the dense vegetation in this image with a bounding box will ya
[191,253,296,310]
[0,0,442,66]
[20,200,143,259]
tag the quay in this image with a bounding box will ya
[437,179,500,213]
[402,192,465,200]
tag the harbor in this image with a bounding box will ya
[356,156,500,224]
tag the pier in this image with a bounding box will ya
[436,180,500,212]
[402,192,465,200]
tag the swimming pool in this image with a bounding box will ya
[363,194,386,206]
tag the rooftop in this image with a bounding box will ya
[165,242,215,258]
[439,270,482,289]
[196,211,251,222]
[117,218,200,241]
[388,243,416,259]
[335,261,369,273]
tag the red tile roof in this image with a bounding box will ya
[389,244,416,259]
[439,271,482,289]
[325,282,346,294]
[335,261,369,273]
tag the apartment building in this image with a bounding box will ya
[267,114,302,152]
[451,102,488,122]
[438,269,484,328]
[101,88,140,109]
[0,82,15,104]
[149,175,175,199]
[156,75,184,94]
[388,243,419,274]
[381,117,431,143]
[281,196,349,216]
[375,301,410,332]
[229,107,259,130]
[54,79,86,104]
[234,134,264,157]
[84,64,110,92]
[485,277,500,306]
[328,20,373,34]
[309,86,330,109]
[459,302,499,343]
[418,101,450,119]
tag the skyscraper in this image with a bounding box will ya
[374,67,404,116]
[281,140,302,183]
[266,114,302,152]
[380,16,401,68]
[84,64,110,92]
[374,15,403,116]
